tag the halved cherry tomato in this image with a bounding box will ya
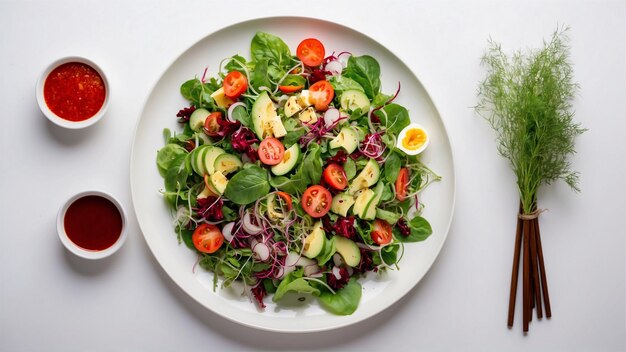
[323,164,348,190]
[223,71,248,99]
[301,185,332,218]
[204,112,223,137]
[371,219,393,245]
[278,85,304,94]
[309,80,334,111]
[296,38,325,67]
[192,224,224,254]
[395,167,410,201]
[275,191,293,211]
[258,137,285,166]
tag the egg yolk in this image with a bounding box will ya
[402,129,427,150]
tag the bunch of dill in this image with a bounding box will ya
[476,27,585,215]
[476,27,585,332]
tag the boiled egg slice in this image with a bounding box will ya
[396,123,429,155]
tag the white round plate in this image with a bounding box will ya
[130,16,455,333]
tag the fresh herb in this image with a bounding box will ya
[476,27,585,332]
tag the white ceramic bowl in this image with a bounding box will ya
[57,190,127,260]
[36,56,110,129]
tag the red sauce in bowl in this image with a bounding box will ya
[43,62,106,121]
[63,195,122,251]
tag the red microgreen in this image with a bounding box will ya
[176,105,196,123]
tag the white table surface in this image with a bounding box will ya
[1,0,624,351]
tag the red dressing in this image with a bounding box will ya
[43,62,106,121]
[64,195,122,251]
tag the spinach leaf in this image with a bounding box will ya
[343,158,357,180]
[282,130,305,148]
[164,153,191,192]
[328,76,364,95]
[180,78,220,109]
[384,151,401,184]
[318,278,362,315]
[395,216,433,242]
[251,58,272,91]
[374,103,410,135]
[156,143,187,177]
[230,104,251,127]
[224,165,270,205]
[273,270,319,302]
[224,54,248,74]
[281,74,306,87]
[302,143,323,185]
[316,236,336,266]
[251,32,292,68]
[372,92,393,107]
[343,55,381,99]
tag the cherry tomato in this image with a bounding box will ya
[371,219,393,245]
[302,185,332,218]
[395,167,410,201]
[203,112,223,137]
[258,137,285,166]
[275,191,293,211]
[323,164,348,190]
[296,38,325,67]
[309,80,334,111]
[192,224,224,254]
[223,71,248,98]
[278,85,304,93]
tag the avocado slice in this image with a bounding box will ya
[331,192,356,217]
[209,171,229,195]
[251,91,287,139]
[362,182,384,220]
[303,221,326,259]
[203,146,225,175]
[271,143,301,176]
[213,153,242,175]
[347,158,380,195]
[329,126,359,154]
[334,236,361,267]
[352,189,376,218]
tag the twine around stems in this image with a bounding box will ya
[518,208,548,220]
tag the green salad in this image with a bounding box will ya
[156,32,440,315]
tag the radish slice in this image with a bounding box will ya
[251,239,270,262]
[304,264,322,277]
[324,108,341,129]
[222,222,235,242]
[332,266,343,280]
[285,251,315,267]
[333,253,343,267]
[325,60,343,76]
[243,212,262,235]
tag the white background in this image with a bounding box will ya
[1,0,624,351]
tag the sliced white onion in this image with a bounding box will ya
[242,212,262,235]
[337,52,351,67]
[222,222,235,242]
[276,265,295,280]
[325,60,343,76]
[226,102,246,122]
[323,108,341,129]
[251,239,270,262]
[285,251,315,267]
